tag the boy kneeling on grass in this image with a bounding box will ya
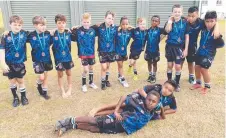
[55,90,163,136]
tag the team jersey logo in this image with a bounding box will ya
[7,37,12,41]
[90,32,94,35]
[33,36,37,40]
[118,33,121,36]
[66,35,69,39]
[55,37,58,40]
[45,35,48,38]
[20,34,24,39]
[81,31,84,35]
[136,31,139,34]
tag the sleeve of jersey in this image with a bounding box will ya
[71,29,77,42]
[169,97,177,110]
[125,92,141,106]
[160,27,167,35]
[214,35,225,48]
[0,35,6,49]
[91,25,99,36]
[185,22,190,35]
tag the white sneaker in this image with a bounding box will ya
[89,83,98,89]
[121,80,129,88]
[82,85,87,92]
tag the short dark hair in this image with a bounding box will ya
[55,14,67,23]
[105,11,115,18]
[120,16,129,24]
[164,80,177,90]
[205,11,217,20]
[172,4,183,12]
[9,15,23,24]
[151,15,160,20]
[188,6,199,13]
[147,90,160,100]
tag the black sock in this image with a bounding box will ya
[121,77,125,81]
[175,71,181,85]
[167,71,172,80]
[89,72,93,84]
[37,81,43,95]
[129,65,132,68]
[106,72,110,81]
[20,88,26,97]
[10,85,18,99]
[133,69,138,75]
[82,77,86,85]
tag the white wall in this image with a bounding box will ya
[201,0,225,19]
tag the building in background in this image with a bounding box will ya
[0,0,200,31]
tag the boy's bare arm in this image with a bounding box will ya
[165,16,174,33]
[183,34,189,58]
[114,96,127,121]
[0,49,9,72]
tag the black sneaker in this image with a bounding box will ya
[106,81,111,87]
[147,76,152,82]
[151,75,156,83]
[12,97,20,107]
[21,96,29,105]
[101,81,107,90]
[42,91,51,100]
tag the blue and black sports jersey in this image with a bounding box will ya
[52,30,73,64]
[188,18,204,48]
[130,28,147,54]
[114,92,155,135]
[115,29,132,56]
[92,23,117,53]
[197,28,224,57]
[27,31,52,63]
[72,26,96,58]
[165,18,189,47]
[143,84,177,110]
[0,30,28,64]
[145,27,165,53]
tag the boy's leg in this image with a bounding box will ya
[57,71,66,98]
[200,67,211,94]
[188,62,196,84]
[175,64,182,92]
[167,62,173,80]
[133,60,138,80]
[17,78,29,105]
[105,62,111,87]
[66,69,72,96]
[190,65,202,90]
[82,65,88,92]
[36,74,44,95]
[9,78,20,107]
[88,65,98,89]
[42,72,50,99]
[117,61,129,87]
[147,61,153,82]
[128,58,134,74]
[152,62,158,83]
[101,63,108,90]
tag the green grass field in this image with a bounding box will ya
[0,20,225,138]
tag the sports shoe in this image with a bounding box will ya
[200,87,209,95]
[89,83,98,89]
[133,74,138,81]
[106,81,111,87]
[150,75,156,83]
[175,85,180,92]
[121,80,129,87]
[12,97,20,107]
[101,81,107,90]
[190,83,202,90]
[82,85,87,92]
[147,76,152,82]
[21,96,29,106]
[189,76,196,84]
[55,117,77,137]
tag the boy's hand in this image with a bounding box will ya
[182,50,188,58]
[1,63,10,73]
[212,23,220,39]
[2,31,9,36]
[114,112,123,121]
[71,26,79,30]
[49,28,57,36]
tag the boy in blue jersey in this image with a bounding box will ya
[115,16,132,87]
[27,16,53,99]
[92,11,117,90]
[0,15,29,107]
[128,18,147,81]
[55,90,161,136]
[145,15,166,83]
[89,80,177,119]
[190,11,224,94]
[52,14,75,98]
[71,13,98,92]
[165,4,189,92]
